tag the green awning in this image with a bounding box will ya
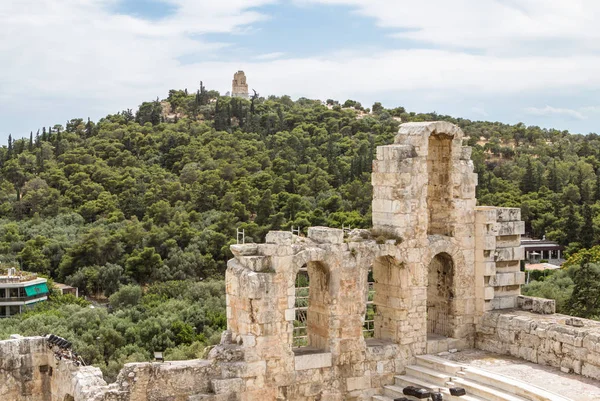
[24,283,49,297]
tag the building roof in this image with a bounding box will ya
[521,238,564,251]
[525,263,561,271]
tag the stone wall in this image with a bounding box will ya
[0,337,49,401]
[0,336,106,401]
[474,207,525,314]
[371,121,479,343]
[476,310,600,380]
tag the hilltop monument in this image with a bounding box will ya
[232,70,249,99]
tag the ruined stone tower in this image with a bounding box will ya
[232,70,249,99]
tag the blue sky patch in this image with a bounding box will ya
[112,0,177,20]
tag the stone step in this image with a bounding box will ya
[384,385,431,400]
[405,364,456,387]
[451,377,529,401]
[394,374,442,392]
[415,354,463,375]
[458,368,571,401]
[383,384,485,401]
[371,395,394,401]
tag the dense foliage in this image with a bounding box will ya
[0,280,225,381]
[0,91,401,291]
[3,88,600,288]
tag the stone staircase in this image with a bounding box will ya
[372,355,572,401]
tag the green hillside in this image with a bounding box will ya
[2,87,600,377]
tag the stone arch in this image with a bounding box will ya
[290,249,332,351]
[427,252,454,337]
[291,248,327,276]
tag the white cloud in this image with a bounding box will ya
[254,52,286,60]
[2,0,600,138]
[524,106,587,120]
[296,0,600,53]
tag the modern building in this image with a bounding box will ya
[0,269,49,317]
[521,237,565,264]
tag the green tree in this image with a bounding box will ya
[125,247,163,285]
[568,262,600,318]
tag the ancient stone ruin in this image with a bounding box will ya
[232,71,249,99]
[2,122,599,401]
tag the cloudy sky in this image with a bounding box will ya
[2,0,600,143]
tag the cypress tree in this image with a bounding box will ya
[521,158,536,193]
[548,160,560,192]
[581,204,594,248]
[564,203,581,244]
[85,118,93,138]
[595,169,600,202]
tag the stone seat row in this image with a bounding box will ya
[372,354,571,401]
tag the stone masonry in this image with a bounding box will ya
[232,71,249,99]
[3,121,599,401]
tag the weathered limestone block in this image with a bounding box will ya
[230,244,258,257]
[496,221,525,236]
[211,378,244,394]
[494,246,524,262]
[307,227,344,244]
[517,295,556,314]
[238,271,272,300]
[294,353,332,371]
[265,231,294,245]
[460,146,472,160]
[489,272,525,287]
[238,256,272,272]
[496,208,521,222]
[376,144,417,162]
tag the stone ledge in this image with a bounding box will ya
[307,227,344,244]
[517,295,555,314]
[294,352,332,371]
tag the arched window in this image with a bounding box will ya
[363,266,375,338]
[292,262,331,351]
[293,265,309,347]
[427,253,454,337]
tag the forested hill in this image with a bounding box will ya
[1,88,599,295]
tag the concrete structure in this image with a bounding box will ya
[232,70,249,99]
[522,238,564,265]
[54,282,79,297]
[1,122,599,401]
[0,270,49,317]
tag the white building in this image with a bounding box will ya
[0,269,49,317]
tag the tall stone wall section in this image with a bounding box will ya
[371,121,479,343]
[475,207,526,314]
